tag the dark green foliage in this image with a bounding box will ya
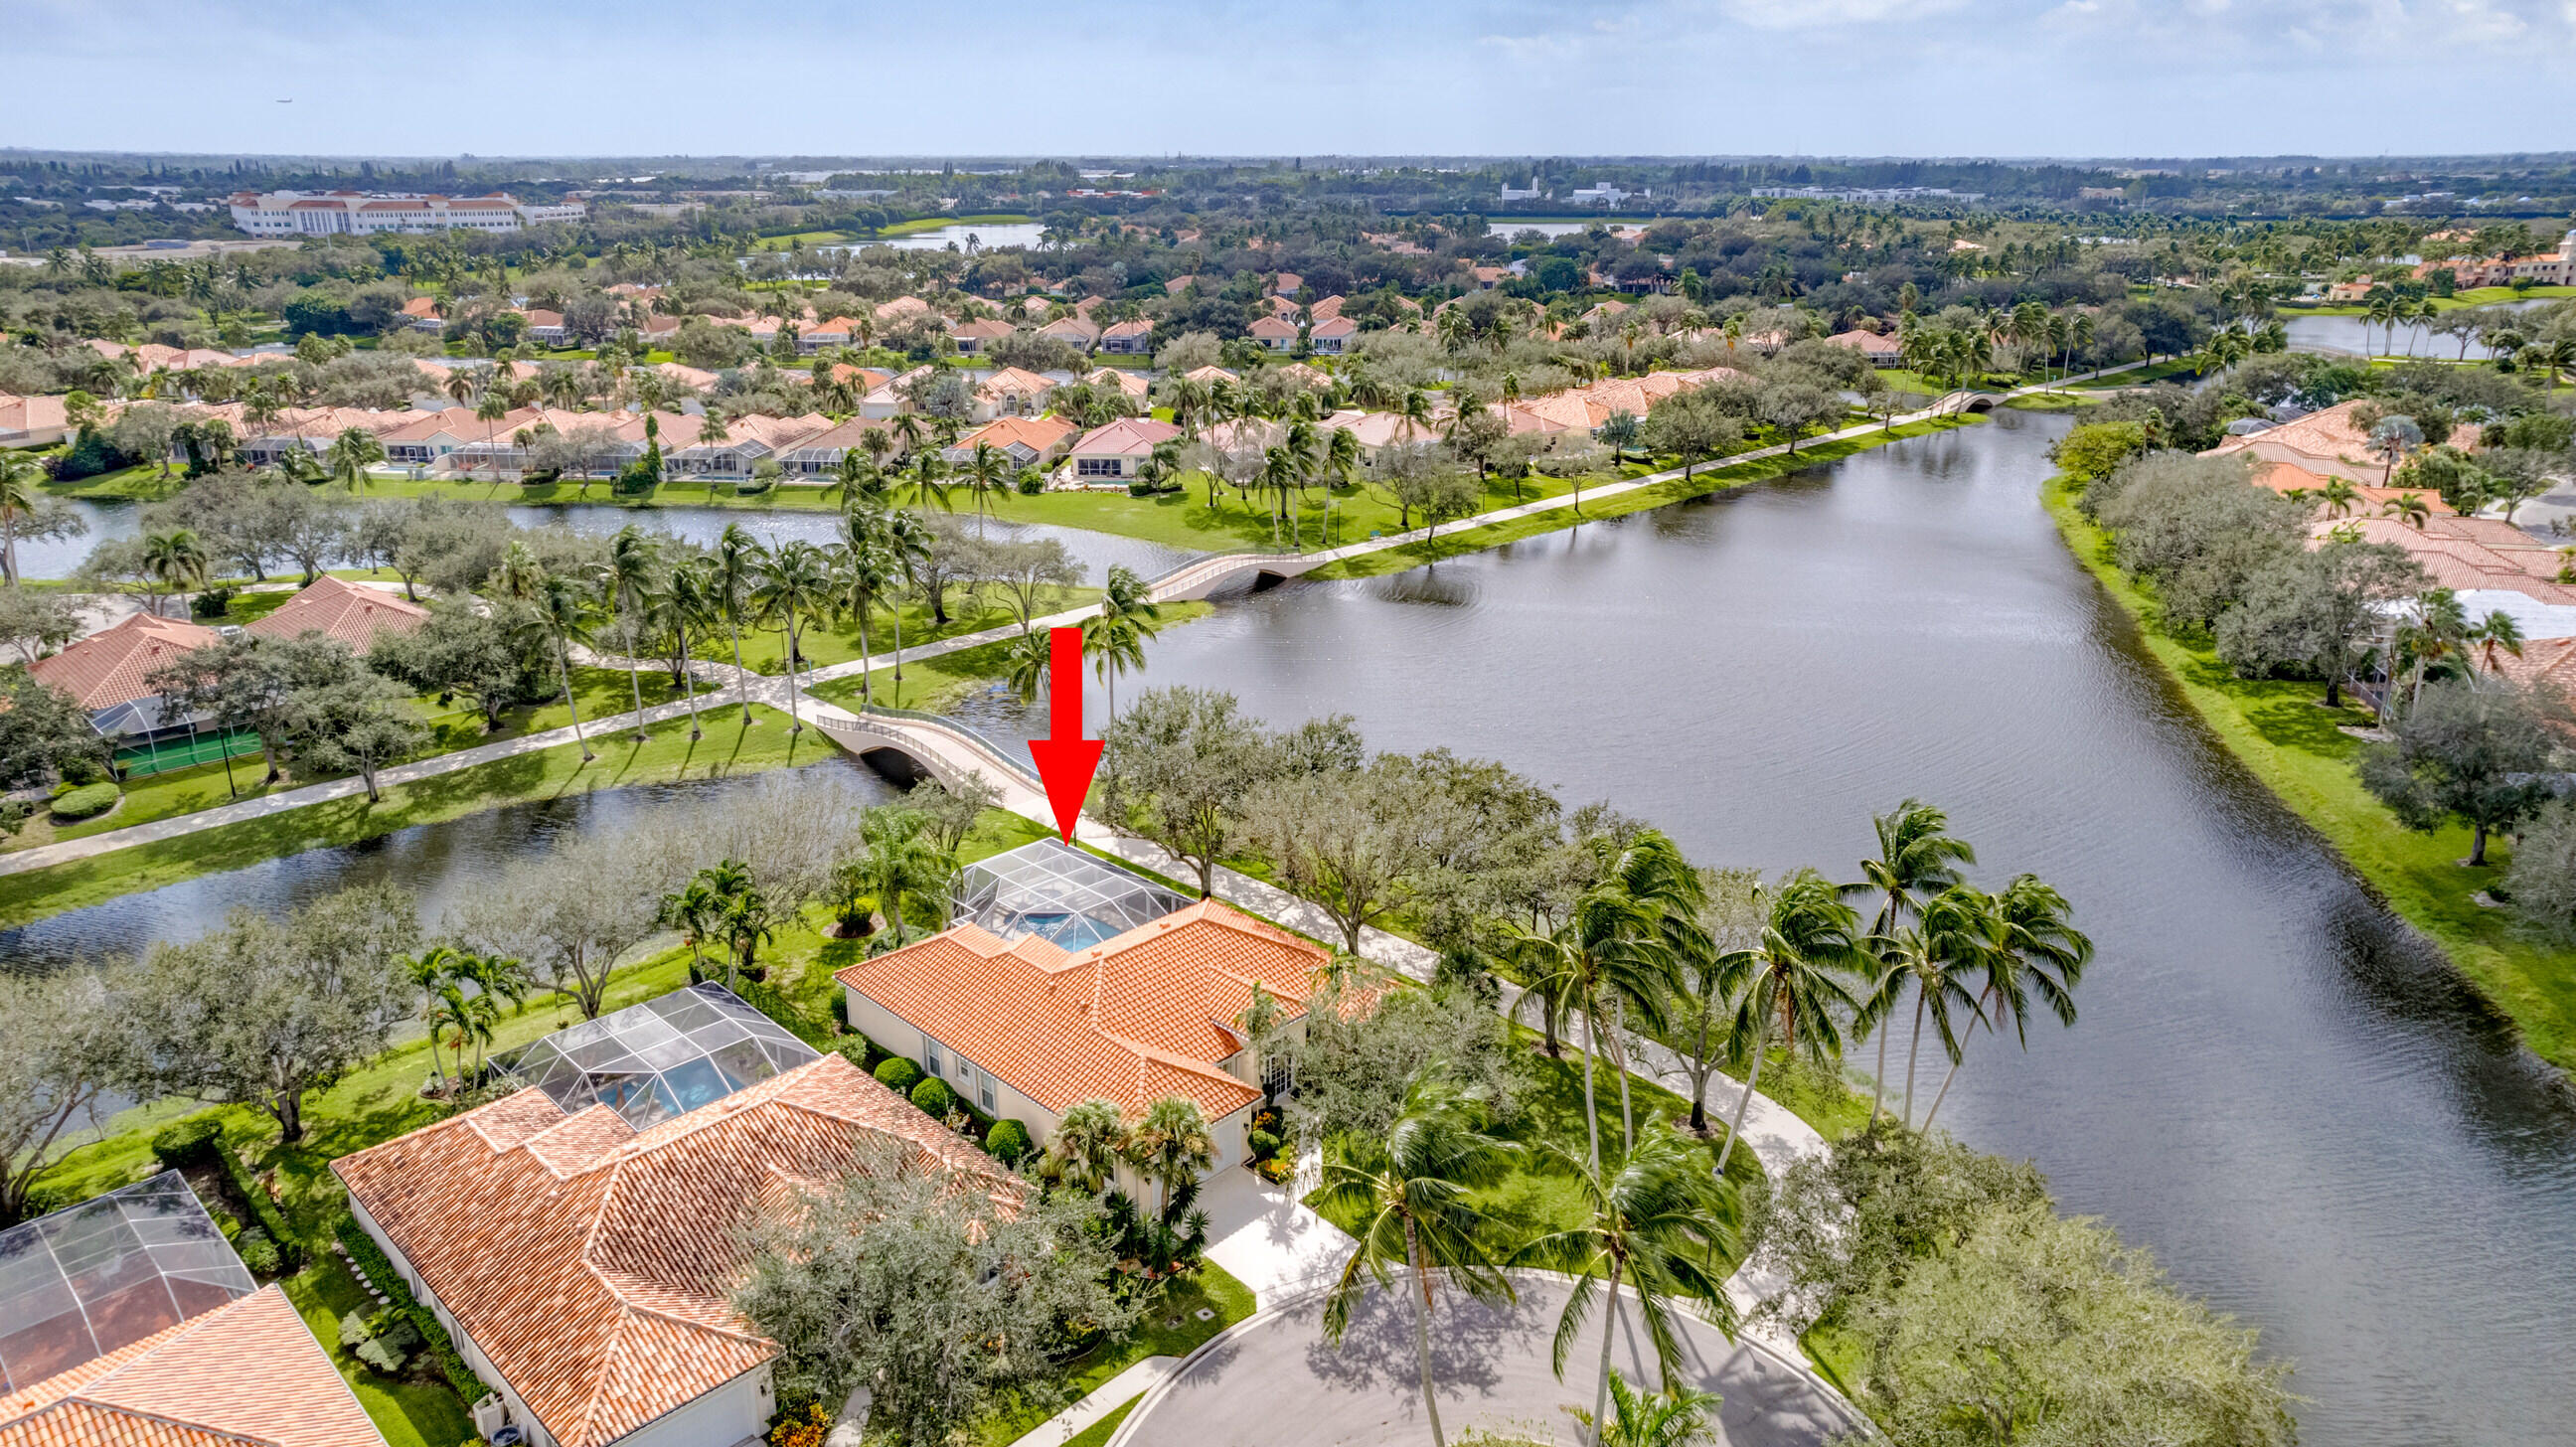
[213,1138,300,1271]
[149,1115,224,1171]
[49,782,119,820]
[909,1076,955,1118]
[337,1308,373,1351]
[336,1214,482,1401]
[873,1056,921,1092]
[232,1226,281,1277]
[52,431,132,480]
[983,1118,1032,1165]
[734,976,832,1047]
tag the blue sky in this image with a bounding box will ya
[5,0,2573,159]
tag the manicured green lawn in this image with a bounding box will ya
[2047,478,2576,1072]
[986,471,1586,557]
[282,1262,479,1447]
[1306,416,1972,582]
[808,601,1212,716]
[972,1266,1256,1447]
[0,704,820,928]
[1061,1396,1140,1447]
[729,584,1101,676]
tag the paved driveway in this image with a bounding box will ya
[1115,1273,1862,1447]
[1197,1161,1349,1307]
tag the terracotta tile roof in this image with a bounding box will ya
[30,613,219,712]
[1099,320,1153,341]
[244,576,427,650]
[2316,514,2576,603]
[1068,417,1182,458]
[975,367,1056,401]
[836,899,1329,1121]
[1247,317,1300,340]
[948,319,1016,342]
[1083,367,1149,398]
[0,1287,381,1447]
[1825,329,1901,355]
[331,1053,1010,1447]
[0,395,69,434]
[959,415,1075,454]
[1182,366,1237,385]
[1308,317,1359,340]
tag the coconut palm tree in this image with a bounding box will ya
[1839,799,1975,1126]
[1039,1099,1127,1195]
[598,526,664,740]
[901,448,954,514]
[1124,1096,1214,1219]
[0,452,54,586]
[1711,870,1870,1171]
[2318,475,2361,519]
[1572,1371,1720,1447]
[880,508,934,704]
[1316,1073,1520,1447]
[1920,875,2090,1131]
[139,527,209,618]
[1503,838,1679,1169]
[850,805,948,947]
[656,557,717,741]
[2369,415,2424,484]
[748,539,836,734]
[833,514,900,709]
[1001,627,1053,707]
[1513,1131,1738,1446]
[1887,888,1993,1130]
[658,876,724,980]
[514,570,601,762]
[961,442,1010,537]
[2473,609,2526,674]
[405,947,465,1089]
[325,426,385,494]
[711,524,762,724]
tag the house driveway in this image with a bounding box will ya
[1197,1160,1349,1307]
[1113,1274,1862,1447]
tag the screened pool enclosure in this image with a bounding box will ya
[493,983,822,1132]
[950,840,1192,949]
[0,1171,256,1392]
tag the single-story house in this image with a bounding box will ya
[32,611,219,715]
[947,319,1017,356]
[1097,319,1154,355]
[1039,316,1100,352]
[1248,316,1300,352]
[971,366,1057,421]
[781,416,895,476]
[1084,366,1151,402]
[1308,316,1360,355]
[0,393,70,448]
[1063,416,1183,480]
[837,843,1334,1190]
[245,574,429,651]
[1825,329,1903,367]
[521,309,568,347]
[0,1173,383,1447]
[333,985,1014,1447]
[943,414,1076,470]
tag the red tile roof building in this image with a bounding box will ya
[333,1051,1011,1447]
[245,576,429,651]
[29,613,219,713]
[0,1286,384,1447]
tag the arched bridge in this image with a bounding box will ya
[1928,390,2007,415]
[1146,551,1326,603]
[809,704,1043,804]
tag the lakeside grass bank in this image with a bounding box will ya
[2043,476,2576,1073]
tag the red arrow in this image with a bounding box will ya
[1025,625,1101,843]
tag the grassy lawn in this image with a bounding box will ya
[972,1265,1256,1447]
[877,214,1033,237]
[0,704,822,928]
[809,601,1212,715]
[1306,416,1972,582]
[281,1262,480,1447]
[2047,477,2576,1072]
[981,471,1588,557]
[729,584,1101,676]
[1062,1396,1140,1447]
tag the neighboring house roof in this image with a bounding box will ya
[975,367,1057,404]
[30,613,219,712]
[836,897,1332,1121]
[1039,317,1100,342]
[1273,362,1335,391]
[1307,317,1360,340]
[959,415,1076,455]
[1068,417,1183,458]
[1182,366,1238,385]
[0,1286,383,1447]
[0,394,69,436]
[1825,329,1901,355]
[948,319,1016,342]
[1099,320,1153,341]
[1247,316,1300,341]
[245,575,429,650]
[332,1051,1011,1447]
[1308,295,1346,320]
[1083,367,1150,399]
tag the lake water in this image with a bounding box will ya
[27,498,1200,589]
[861,222,1046,252]
[18,411,2576,1443]
[2284,296,2548,360]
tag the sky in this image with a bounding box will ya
[6,0,2575,160]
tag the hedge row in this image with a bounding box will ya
[336,1214,485,1405]
[214,1136,301,1273]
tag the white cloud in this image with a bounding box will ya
[1713,0,1968,26]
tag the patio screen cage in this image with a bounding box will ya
[492,983,822,1132]
[0,1171,256,1392]
[950,839,1191,950]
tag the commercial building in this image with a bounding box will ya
[228,191,585,237]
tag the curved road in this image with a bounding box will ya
[1114,1274,1861,1447]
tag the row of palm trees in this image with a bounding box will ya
[404,946,528,1093]
[1323,804,2088,1447]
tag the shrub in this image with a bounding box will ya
[1019,473,1046,495]
[338,1309,374,1350]
[874,1057,921,1092]
[215,1139,298,1272]
[150,1115,225,1171]
[53,431,130,481]
[355,1322,413,1374]
[984,1118,1032,1165]
[50,783,120,820]
[233,1227,282,1277]
[909,1076,955,1118]
[768,1401,830,1447]
[57,752,105,786]
[336,1215,481,1401]
[190,585,239,619]
[1246,1129,1281,1161]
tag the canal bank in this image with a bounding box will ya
[2042,476,2576,1074]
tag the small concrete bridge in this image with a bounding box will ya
[1145,550,1324,602]
[1928,389,2008,415]
[809,704,1042,800]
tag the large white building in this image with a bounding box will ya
[228,190,585,237]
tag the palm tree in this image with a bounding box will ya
[901,449,954,514]
[880,509,933,704]
[1598,410,1641,465]
[834,513,900,709]
[1124,1096,1214,1218]
[499,545,597,763]
[1504,837,1680,1170]
[2368,415,2423,485]
[749,540,836,734]
[1885,888,1991,1130]
[2319,476,2360,519]
[658,877,724,979]
[1513,1131,1738,1445]
[325,426,385,493]
[656,557,717,741]
[1920,875,2090,1131]
[850,805,949,946]
[1711,870,1869,1172]
[2383,491,2432,530]
[1574,1371,1720,1447]
[1039,1099,1127,1195]
[139,527,209,618]
[712,524,762,725]
[1838,799,1974,1127]
[1082,563,1161,722]
[0,452,52,585]
[962,442,1010,537]
[405,947,465,1089]
[1316,1074,1520,1447]
[598,526,663,740]
[2473,609,2526,674]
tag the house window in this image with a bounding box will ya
[975,1070,996,1113]
[924,1041,944,1078]
[1076,457,1119,478]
